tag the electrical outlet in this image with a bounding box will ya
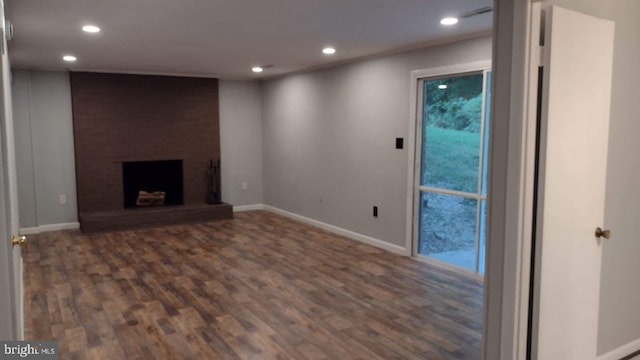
[59,194,67,205]
[373,206,378,217]
[241,182,248,190]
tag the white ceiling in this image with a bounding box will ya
[6,0,493,79]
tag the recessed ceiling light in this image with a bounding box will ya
[82,25,101,33]
[252,66,263,73]
[322,47,336,55]
[438,84,448,89]
[63,55,77,62]
[440,17,459,25]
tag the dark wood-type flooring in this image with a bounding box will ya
[24,210,483,359]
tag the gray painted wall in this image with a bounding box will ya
[12,70,77,228]
[540,0,640,355]
[219,80,264,206]
[12,71,37,227]
[261,36,492,247]
[596,1,640,353]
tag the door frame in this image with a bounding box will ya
[0,0,23,340]
[0,102,17,340]
[406,61,492,272]
[483,0,540,359]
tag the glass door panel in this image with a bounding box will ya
[417,70,491,273]
[418,191,478,271]
[421,74,484,193]
[478,199,487,274]
[478,71,491,274]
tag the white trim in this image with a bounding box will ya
[515,3,543,359]
[233,204,266,212]
[484,0,536,359]
[20,222,80,235]
[418,186,488,200]
[2,2,23,340]
[405,73,420,257]
[597,339,640,360]
[263,205,406,255]
[19,227,40,235]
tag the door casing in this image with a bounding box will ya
[408,64,492,274]
[406,60,492,262]
[0,0,24,340]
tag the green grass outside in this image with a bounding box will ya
[422,125,480,192]
[419,125,482,256]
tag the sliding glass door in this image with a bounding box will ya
[415,69,491,274]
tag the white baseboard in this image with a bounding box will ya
[20,222,80,235]
[598,338,640,360]
[233,204,266,212]
[262,205,406,255]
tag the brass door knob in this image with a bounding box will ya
[11,235,27,247]
[595,227,611,239]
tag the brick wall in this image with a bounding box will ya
[70,72,219,213]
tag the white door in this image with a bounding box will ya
[0,0,24,340]
[532,6,615,360]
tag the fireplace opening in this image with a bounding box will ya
[122,160,184,209]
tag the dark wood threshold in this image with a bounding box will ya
[621,349,640,360]
[79,203,233,233]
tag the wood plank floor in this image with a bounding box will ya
[24,210,483,359]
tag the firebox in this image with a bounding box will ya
[122,160,184,209]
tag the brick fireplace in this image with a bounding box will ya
[70,72,232,232]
